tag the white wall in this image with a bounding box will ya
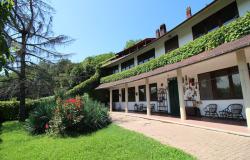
[237,0,250,17]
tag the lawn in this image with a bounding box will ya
[0,121,195,160]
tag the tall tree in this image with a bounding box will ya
[3,0,73,121]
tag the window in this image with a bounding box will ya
[106,65,119,76]
[128,87,135,102]
[112,89,119,102]
[121,59,134,71]
[139,85,146,101]
[198,66,243,100]
[165,36,179,53]
[150,83,158,101]
[121,88,125,102]
[137,49,155,65]
[192,2,239,39]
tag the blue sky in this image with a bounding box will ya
[51,0,213,63]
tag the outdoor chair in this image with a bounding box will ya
[150,104,156,112]
[203,104,219,118]
[219,104,244,120]
[134,103,140,112]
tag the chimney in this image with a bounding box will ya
[156,29,160,38]
[186,6,192,19]
[159,24,167,36]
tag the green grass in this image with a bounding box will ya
[0,121,195,160]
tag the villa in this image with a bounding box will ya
[96,0,250,128]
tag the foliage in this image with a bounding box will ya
[26,95,110,136]
[66,66,101,96]
[4,0,73,121]
[69,53,114,87]
[25,103,55,134]
[0,59,75,100]
[47,97,84,135]
[124,39,142,49]
[1,121,195,160]
[79,95,111,133]
[0,0,13,73]
[101,12,250,83]
[0,96,55,122]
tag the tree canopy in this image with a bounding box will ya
[124,39,141,49]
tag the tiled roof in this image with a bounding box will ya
[96,34,250,89]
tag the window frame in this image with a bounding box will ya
[198,66,243,100]
[121,59,134,71]
[121,88,125,102]
[137,49,155,65]
[128,87,136,102]
[112,89,119,102]
[149,83,158,101]
[165,35,179,53]
[138,85,146,101]
[192,1,239,39]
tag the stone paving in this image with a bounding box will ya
[111,112,250,160]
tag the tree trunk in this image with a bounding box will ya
[19,33,26,122]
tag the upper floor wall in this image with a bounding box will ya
[103,0,250,76]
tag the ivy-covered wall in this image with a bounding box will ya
[100,12,250,84]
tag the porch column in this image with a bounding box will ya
[109,88,112,112]
[177,69,187,120]
[145,78,151,116]
[125,84,128,113]
[236,50,250,128]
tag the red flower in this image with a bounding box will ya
[45,123,49,129]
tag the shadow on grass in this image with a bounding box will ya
[59,122,112,138]
[1,121,26,134]
[0,122,2,143]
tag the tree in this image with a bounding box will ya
[0,0,13,73]
[124,39,141,49]
[3,0,73,121]
[69,53,114,87]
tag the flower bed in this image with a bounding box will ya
[26,95,111,135]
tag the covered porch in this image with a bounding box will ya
[97,37,250,128]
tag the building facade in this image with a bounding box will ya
[96,0,250,127]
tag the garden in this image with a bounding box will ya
[0,95,195,160]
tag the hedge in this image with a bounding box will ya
[66,66,101,96]
[0,96,54,122]
[100,12,250,83]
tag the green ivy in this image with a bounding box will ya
[66,66,101,96]
[101,12,250,84]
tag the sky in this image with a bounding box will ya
[51,0,213,63]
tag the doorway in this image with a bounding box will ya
[168,78,180,117]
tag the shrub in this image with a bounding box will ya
[100,12,250,83]
[47,97,84,135]
[25,103,55,134]
[27,95,111,136]
[79,95,111,133]
[0,96,55,122]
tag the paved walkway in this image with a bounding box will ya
[111,112,250,160]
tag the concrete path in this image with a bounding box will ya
[111,113,250,160]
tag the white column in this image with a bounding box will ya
[109,88,113,112]
[236,50,250,128]
[177,69,187,120]
[145,78,151,116]
[125,84,128,113]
